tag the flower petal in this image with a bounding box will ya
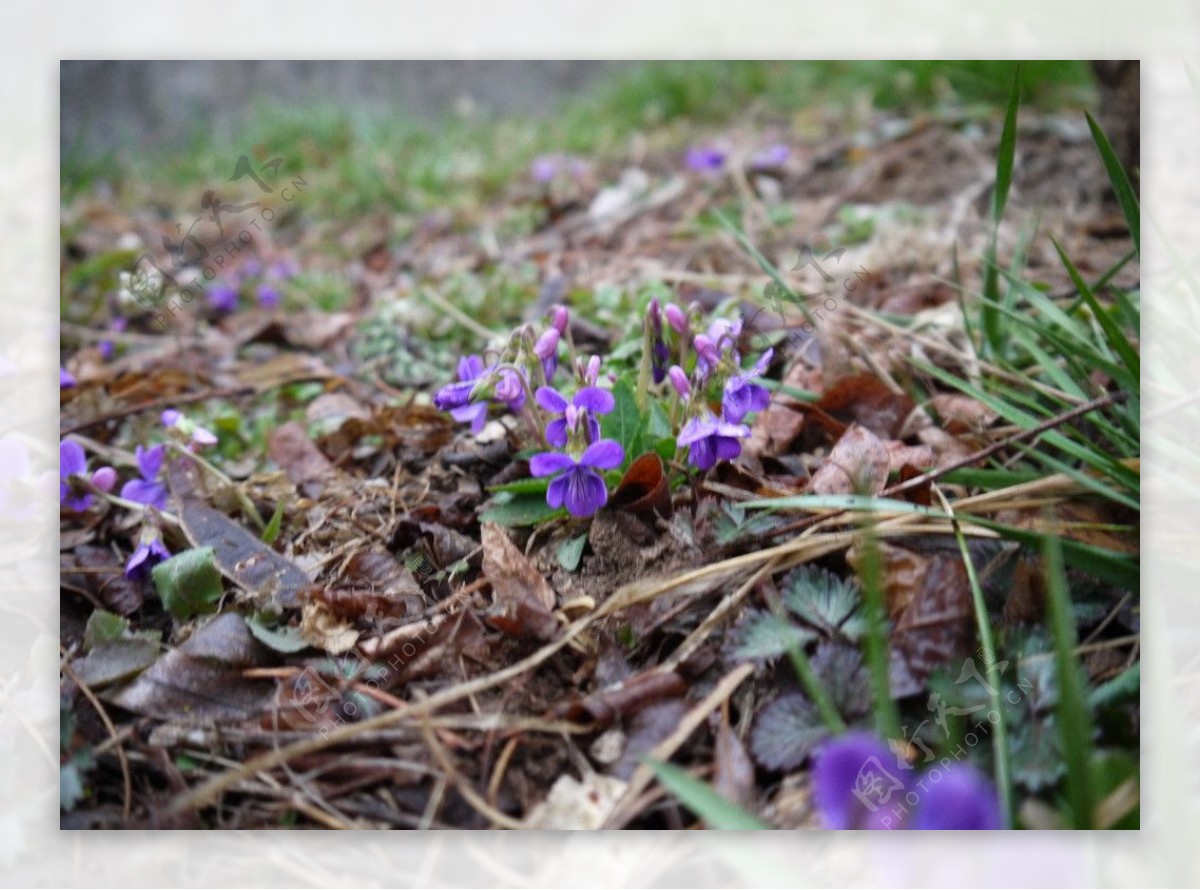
[688,437,717,471]
[121,479,168,510]
[136,444,165,482]
[544,418,568,448]
[911,764,1002,830]
[813,732,905,830]
[564,467,607,517]
[535,386,568,413]
[714,435,744,463]
[677,414,718,447]
[580,439,624,470]
[573,386,614,415]
[529,451,576,477]
[60,440,87,478]
[546,474,568,509]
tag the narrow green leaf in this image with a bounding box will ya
[1042,530,1097,829]
[261,496,287,545]
[1051,237,1140,382]
[487,476,551,496]
[993,64,1022,225]
[1085,111,1139,255]
[647,760,770,830]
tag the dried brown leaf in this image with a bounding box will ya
[809,423,890,496]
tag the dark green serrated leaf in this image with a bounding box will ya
[750,693,830,771]
[782,566,862,637]
[729,610,817,661]
[151,546,224,621]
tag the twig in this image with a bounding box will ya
[60,386,254,436]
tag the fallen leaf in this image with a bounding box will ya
[555,670,687,725]
[808,423,890,496]
[817,374,916,439]
[300,601,360,655]
[106,613,269,721]
[609,451,672,520]
[180,501,312,608]
[712,710,756,809]
[268,421,333,493]
[847,542,974,698]
[482,522,556,612]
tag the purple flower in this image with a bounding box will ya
[256,284,281,309]
[120,445,168,510]
[530,439,624,518]
[125,534,171,580]
[98,317,127,360]
[722,348,773,422]
[813,731,902,830]
[207,284,239,313]
[751,144,790,170]
[60,367,76,389]
[266,259,297,281]
[59,440,91,511]
[162,409,218,448]
[535,386,614,448]
[530,153,585,183]
[237,259,263,282]
[813,731,1003,830]
[534,328,561,378]
[911,763,1002,830]
[90,466,117,492]
[685,146,727,173]
[668,365,691,398]
[695,316,743,377]
[664,302,688,334]
[677,412,750,471]
[434,356,524,434]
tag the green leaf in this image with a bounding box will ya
[750,693,831,771]
[261,496,287,545]
[992,64,1021,225]
[1085,111,1139,255]
[781,566,862,636]
[245,616,311,653]
[556,533,588,572]
[487,476,551,496]
[599,377,643,468]
[83,610,129,651]
[1051,237,1140,383]
[647,760,770,830]
[478,492,566,527]
[730,610,817,661]
[151,546,225,621]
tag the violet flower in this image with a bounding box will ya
[536,386,613,448]
[266,259,298,281]
[125,533,171,580]
[256,284,281,309]
[119,444,168,511]
[434,356,525,434]
[99,317,127,360]
[751,144,790,170]
[162,409,218,448]
[60,367,76,389]
[59,440,91,512]
[207,283,239,313]
[238,259,263,282]
[529,439,624,518]
[813,731,1002,830]
[722,348,773,423]
[685,146,727,173]
[677,412,750,471]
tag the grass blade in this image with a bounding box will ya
[1042,527,1097,828]
[647,760,770,830]
[1085,111,1139,255]
[981,64,1022,356]
[1051,237,1140,382]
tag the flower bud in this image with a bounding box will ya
[585,355,601,386]
[668,366,691,398]
[551,304,569,334]
[534,328,560,361]
[90,466,117,493]
[693,334,719,365]
[664,302,687,334]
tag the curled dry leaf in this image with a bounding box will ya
[712,710,756,809]
[300,600,360,655]
[808,423,890,496]
[555,669,687,725]
[609,451,672,520]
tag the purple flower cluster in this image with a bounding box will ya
[667,311,772,471]
[813,731,1002,830]
[207,256,298,314]
[434,356,527,434]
